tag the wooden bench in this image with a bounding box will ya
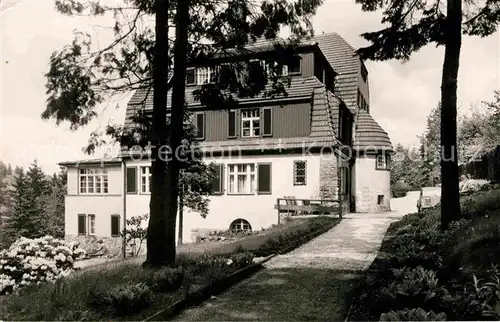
[274,197,343,224]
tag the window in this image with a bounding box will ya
[196,67,212,85]
[88,214,96,235]
[111,215,120,237]
[79,168,108,194]
[241,108,260,137]
[260,60,289,76]
[186,67,196,85]
[126,167,137,193]
[78,214,86,235]
[210,164,224,195]
[228,164,256,194]
[377,195,384,205]
[140,166,152,193]
[287,55,301,75]
[293,161,306,185]
[230,218,252,233]
[376,154,388,170]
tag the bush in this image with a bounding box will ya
[147,266,185,293]
[379,266,448,313]
[88,282,153,317]
[392,181,411,198]
[380,308,447,321]
[0,235,86,295]
[229,252,255,270]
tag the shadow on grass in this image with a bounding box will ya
[173,267,362,321]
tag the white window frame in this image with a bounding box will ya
[227,164,256,195]
[140,166,152,194]
[79,168,109,195]
[196,67,212,85]
[230,218,252,233]
[293,160,307,186]
[88,214,96,235]
[241,108,260,138]
[376,154,388,170]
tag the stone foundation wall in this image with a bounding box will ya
[65,235,123,258]
[319,155,339,200]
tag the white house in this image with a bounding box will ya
[60,32,394,255]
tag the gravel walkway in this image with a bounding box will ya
[264,212,406,271]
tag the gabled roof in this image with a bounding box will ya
[353,111,394,153]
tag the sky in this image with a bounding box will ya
[1,0,499,174]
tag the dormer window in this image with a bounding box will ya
[286,55,301,75]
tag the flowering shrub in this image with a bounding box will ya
[0,235,86,295]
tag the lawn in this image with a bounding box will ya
[172,268,361,321]
[0,216,340,321]
[348,185,500,321]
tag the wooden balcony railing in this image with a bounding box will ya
[274,196,342,224]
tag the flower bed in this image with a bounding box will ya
[348,187,500,321]
[0,235,87,295]
[0,216,340,320]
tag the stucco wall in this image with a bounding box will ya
[125,153,327,243]
[65,195,123,236]
[354,155,391,213]
[64,152,342,244]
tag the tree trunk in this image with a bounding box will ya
[178,184,184,246]
[440,0,462,231]
[144,0,170,268]
[162,0,190,264]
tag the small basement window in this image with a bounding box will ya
[230,218,252,233]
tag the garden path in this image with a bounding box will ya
[173,191,423,321]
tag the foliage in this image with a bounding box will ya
[88,282,153,317]
[146,266,185,293]
[380,308,447,321]
[0,235,86,295]
[391,181,411,198]
[350,187,500,321]
[5,167,41,240]
[121,214,149,257]
[4,162,67,243]
[459,91,500,163]
[229,252,256,270]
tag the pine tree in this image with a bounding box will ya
[40,171,66,238]
[6,168,41,239]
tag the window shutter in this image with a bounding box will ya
[111,215,120,237]
[262,107,272,136]
[228,110,237,138]
[257,163,272,194]
[195,112,205,139]
[210,164,224,195]
[126,167,137,193]
[78,214,86,235]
